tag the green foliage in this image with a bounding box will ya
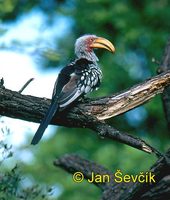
[1,0,170,199]
[0,166,20,200]
[0,126,53,200]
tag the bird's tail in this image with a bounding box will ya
[31,100,59,145]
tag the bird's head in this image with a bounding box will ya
[75,34,115,62]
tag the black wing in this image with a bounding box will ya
[31,58,98,145]
[53,58,95,108]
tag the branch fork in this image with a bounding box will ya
[1,71,170,155]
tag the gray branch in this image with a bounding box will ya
[1,72,170,154]
[0,70,170,124]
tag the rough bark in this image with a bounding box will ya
[0,70,170,125]
[1,71,170,154]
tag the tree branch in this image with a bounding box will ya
[0,71,170,154]
[18,78,34,94]
[53,149,170,200]
[119,149,170,200]
[53,154,114,191]
[0,71,170,124]
[88,120,162,156]
[81,70,170,120]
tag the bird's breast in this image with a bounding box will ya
[77,66,102,94]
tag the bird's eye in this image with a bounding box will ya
[88,38,94,44]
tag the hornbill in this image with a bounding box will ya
[31,34,115,145]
